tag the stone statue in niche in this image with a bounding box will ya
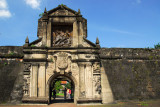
[53,30,72,47]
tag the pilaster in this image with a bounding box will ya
[73,21,78,47]
[38,63,46,97]
[31,64,39,97]
[47,21,51,47]
[78,63,85,98]
[85,63,93,98]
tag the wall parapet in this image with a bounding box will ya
[100,48,160,60]
[0,46,23,58]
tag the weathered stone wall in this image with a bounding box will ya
[0,46,23,58]
[100,48,160,100]
[0,46,160,103]
[0,46,24,104]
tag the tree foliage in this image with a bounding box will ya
[154,42,160,49]
[65,82,71,89]
[54,81,63,93]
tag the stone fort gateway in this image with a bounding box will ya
[0,5,160,104]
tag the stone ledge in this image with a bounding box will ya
[77,98,102,104]
[22,97,48,104]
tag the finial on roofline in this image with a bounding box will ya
[96,37,99,44]
[44,7,47,13]
[23,36,29,47]
[78,9,81,15]
[25,36,29,43]
[96,37,100,48]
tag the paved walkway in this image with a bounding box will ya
[0,103,88,107]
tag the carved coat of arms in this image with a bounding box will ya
[57,52,68,70]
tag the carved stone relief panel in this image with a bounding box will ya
[71,63,79,78]
[93,75,101,98]
[52,25,73,47]
[23,63,31,97]
[93,62,100,73]
[24,63,31,71]
[47,62,55,77]
[23,75,30,97]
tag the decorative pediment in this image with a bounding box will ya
[48,5,80,16]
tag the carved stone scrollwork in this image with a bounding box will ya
[93,75,101,95]
[80,91,85,97]
[24,63,31,71]
[68,71,72,76]
[23,63,31,96]
[23,75,30,97]
[93,62,100,73]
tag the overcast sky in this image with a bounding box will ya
[0,0,160,48]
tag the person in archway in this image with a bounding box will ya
[53,88,56,99]
[64,88,67,100]
[67,88,70,99]
[69,89,71,99]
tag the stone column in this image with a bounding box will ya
[78,63,85,98]
[31,64,39,97]
[38,63,46,97]
[85,63,93,98]
[73,21,78,47]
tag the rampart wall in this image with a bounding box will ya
[101,48,160,100]
[0,46,23,104]
[0,46,160,103]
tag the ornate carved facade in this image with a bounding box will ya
[22,5,114,104]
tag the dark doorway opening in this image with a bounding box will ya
[49,75,74,103]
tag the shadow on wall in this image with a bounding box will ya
[0,60,24,104]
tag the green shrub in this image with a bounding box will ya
[154,43,160,49]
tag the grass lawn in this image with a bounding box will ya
[56,93,64,96]
[85,99,160,107]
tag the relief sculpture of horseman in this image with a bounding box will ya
[53,30,72,47]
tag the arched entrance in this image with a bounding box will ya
[48,73,76,104]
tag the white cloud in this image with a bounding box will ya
[0,10,11,18]
[0,0,11,18]
[25,0,41,9]
[0,0,7,9]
